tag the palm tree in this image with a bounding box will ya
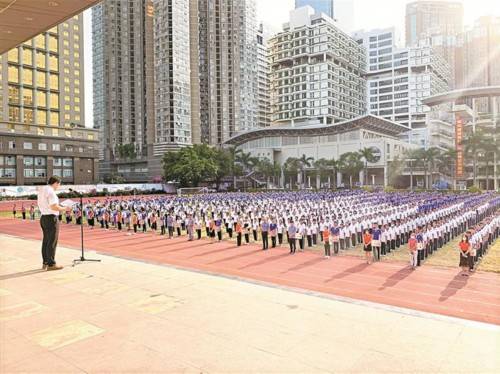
[313,158,330,189]
[422,147,441,188]
[298,154,314,188]
[403,148,422,190]
[236,151,257,173]
[284,157,301,189]
[227,147,243,189]
[339,152,363,188]
[256,158,274,188]
[461,131,487,188]
[358,147,377,185]
[328,157,341,189]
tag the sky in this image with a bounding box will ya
[84,0,500,128]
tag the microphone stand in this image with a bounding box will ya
[71,189,101,266]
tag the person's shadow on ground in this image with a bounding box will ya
[439,273,469,302]
[0,269,46,281]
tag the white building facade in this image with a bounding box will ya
[269,6,366,127]
[353,27,451,148]
[153,0,192,153]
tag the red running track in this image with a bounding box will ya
[2,218,500,325]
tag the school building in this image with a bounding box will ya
[225,114,417,187]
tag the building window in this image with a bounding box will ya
[8,85,19,104]
[24,169,34,178]
[36,51,46,69]
[49,54,58,72]
[53,157,62,166]
[52,144,60,151]
[37,90,47,107]
[23,88,34,106]
[22,47,33,65]
[38,143,47,151]
[24,109,34,123]
[8,141,16,149]
[8,48,18,63]
[49,73,58,90]
[23,68,33,86]
[63,169,73,178]
[50,93,59,110]
[8,65,19,83]
[53,168,62,177]
[35,169,46,178]
[50,111,59,126]
[37,109,47,125]
[35,157,46,166]
[65,145,73,152]
[48,35,58,53]
[63,158,73,167]
[23,142,33,150]
[23,156,34,166]
[35,34,46,49]
[36,71,47,88]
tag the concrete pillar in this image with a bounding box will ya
[316,173,321,189]
[359,170,363,186]
[46,156,54,179]
[16,155,24,185]
[383,164,388,187]
[337,172,342,187]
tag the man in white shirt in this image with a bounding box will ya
[38,176,69,270]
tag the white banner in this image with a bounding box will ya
[0,183,167,197]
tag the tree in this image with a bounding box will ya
[284,157,301,189]
[116,144,137,160]
[422,147,441,188]
[227,146,243,190]
[403,148,423,190]
[358,147,377,185]
[256,158,274,188]
[162,144,218,187]
[236,151,258,173]
[298,154,314,187]
[213,148,232,191]
[339,152,363,188]
[461,131,487,187]
[388,155,405,188]
[313,158,331,189]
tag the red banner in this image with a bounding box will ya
[455,115,464,178]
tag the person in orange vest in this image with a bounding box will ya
[322,225,330,258]
[458,235,471,276]
[235,220,243,247]
[131,211,138,234]
[363,229,372,264]
[408,232,418,269]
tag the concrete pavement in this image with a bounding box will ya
[1,234,499,373]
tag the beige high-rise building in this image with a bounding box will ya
[406,1,463,88]
[198,0,259,145]
[0,15,99,186]
[270,6,366,126]
[92,0,155,182]
[1,16,84,129]
[405,1,463,47]
[460,16,500,113]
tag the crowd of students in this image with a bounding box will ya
[12,191,500,272]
